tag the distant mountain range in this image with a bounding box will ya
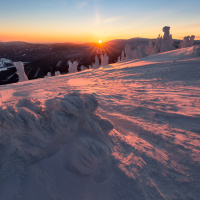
[0,38,200,85]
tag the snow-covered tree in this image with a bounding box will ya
[93,56,100,69]
[117,56,121,62]
[73,61,78,72]
[146,40,155,56]
[68,61,78,73]
[92,63,95,69]
[101,54,104,66]
[121,51,125,61]
[47,72,52,77]
[101,53,109,67]
[125,44,133,60]
[179,35,195,48]
[80,65,86,71]
[68,61,73,73]
[132,44,148,59]
[55,71,61,76]
[14,61,28,82]
[104,53,109,66]
[154,26,175,53]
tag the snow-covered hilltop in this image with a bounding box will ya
[0,45,200,200]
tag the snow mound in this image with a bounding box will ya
[0,92,113,199]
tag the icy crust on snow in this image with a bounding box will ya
[0,92,113,182]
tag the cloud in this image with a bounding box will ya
[102,16,123,24]
[77,1,88,9]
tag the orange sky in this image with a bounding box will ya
[1,26,200,44]
[0,1,200,43]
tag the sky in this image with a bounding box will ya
[0,0,200,43]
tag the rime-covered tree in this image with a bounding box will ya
[101,53,109,67]
[125,44,133,60]
[92,63,95,69]
[101,54,104,66]
[117,56,121,62]
[68,61,78,73]
[179,35,195,48]
[80,65,86,71]
[55,71,61,76]
[133,44,147,59]
[121,51,125,61]
[146,40,155,56]
[47,72,52,77]
[154,26,175,53]
[105,53,109,66]
[68,61,73,73]
[93,56,100,69]
[14,61,28,82]
[72,61,78,72]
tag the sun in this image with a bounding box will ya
[99,40,102,44]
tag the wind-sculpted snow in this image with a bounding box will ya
[0,92,113,200]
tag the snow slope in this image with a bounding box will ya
[0,45,200,200]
